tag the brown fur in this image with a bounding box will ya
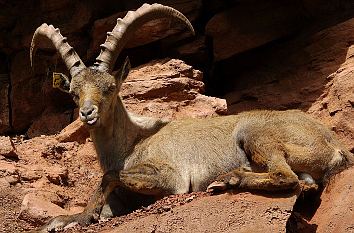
[33,64,353,232]
[30,4,353,230]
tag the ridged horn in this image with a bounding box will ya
[30,23,86,77]
[93,3,195,73]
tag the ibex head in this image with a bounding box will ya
[30,3,194,127]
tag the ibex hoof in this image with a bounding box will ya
[36,213,94,232]
[207,175,240,193]
[39,217,77,232]
[207,181,227,193]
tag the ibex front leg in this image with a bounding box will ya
[37,161,177,231]
[35,172,120,232]
[119,161,179,196]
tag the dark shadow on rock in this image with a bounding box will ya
[285,185,324,233]
[286,212,318,233]
[217,17,354,114]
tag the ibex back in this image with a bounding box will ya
[30,3,353,232]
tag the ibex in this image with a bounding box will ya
[30,3,353,232]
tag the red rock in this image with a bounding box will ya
[121,59,227,120]
[172,36,208,65]
[44,165,68,185]
[0,160,18,175]
[16,1,91,51]
[308,55,354,151]
[27,110,72,138]
[0,177,10,189]
[76,141,97,160]
[56,118,89,144]
[205,1,305,61]
[0,74,10,134]
[309,167,354,233]
[20,167,42,182]
[0,136,18,159]
[105,191,298,233]
[19,192,69,224]
[87,1,200,59]
[10,51,46,132]
[224,17,354,148]
[0,160,20,185]
[4,175,20,185]
[10,50,75,134]
[1,162,43,185]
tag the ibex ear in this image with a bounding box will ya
[52,72,70,93]
[115,56,131,87]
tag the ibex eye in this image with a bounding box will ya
[105,84,116,93]
[109,84,116,91]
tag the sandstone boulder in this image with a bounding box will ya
[121,58,227,119]
[224,17,354,151]
[308,48,354,151]
[56,118,89,144]
[309,167,354,233]
[105,191,298,233]
[19,192,69,224]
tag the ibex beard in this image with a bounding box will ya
[30,3,354,232]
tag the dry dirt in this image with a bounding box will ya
[0,135,100,232]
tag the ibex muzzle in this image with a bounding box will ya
[79,100,98,125]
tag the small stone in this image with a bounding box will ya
[0,160,18,175]
[5,175,20,185]
[44,165,69,185]
[20,169,42,182]
[185,195,196,203]
[19,192,69,224]
[0,177,10,189]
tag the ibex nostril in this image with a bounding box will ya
[80,100,98,120]
[86,109,93,116]
[80,107,95,119]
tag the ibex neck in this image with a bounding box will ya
[90,96,168,172]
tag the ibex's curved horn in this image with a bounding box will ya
[93,3,195,73]
[30,23,86,77]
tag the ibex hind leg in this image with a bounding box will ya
[208,140,300,193]
[207,167,300,193]
[120,161,179,196]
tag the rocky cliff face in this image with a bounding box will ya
[0,1,354,233]
[0,0,354,135]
